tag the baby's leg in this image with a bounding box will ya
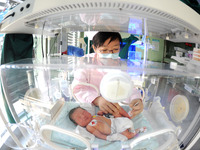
[133,127,147,134]
[121,127,147,140]
[121,129,137,139]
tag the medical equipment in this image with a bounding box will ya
[0,0,200,44]
[0,56,200,150]
[100,71,145,103]
[170,95,189,123]
[0,0,200,149]
[100,71,133,103]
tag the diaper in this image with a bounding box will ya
[110,117,134,134]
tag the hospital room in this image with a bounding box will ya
[0,0,200,150]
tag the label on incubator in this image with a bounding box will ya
[184,84,193,93]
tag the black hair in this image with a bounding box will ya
[92,32,122,48]
[68,106,81,125]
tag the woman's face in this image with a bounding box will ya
[93,38,120,54]
[72,108,93,127]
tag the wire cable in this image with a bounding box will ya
[41,21,46,58]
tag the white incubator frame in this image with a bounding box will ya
[0,0,200,150]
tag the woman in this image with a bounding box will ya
[72,32,143,119]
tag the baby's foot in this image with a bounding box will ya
[138,127,147,133]
[132,127,147,135]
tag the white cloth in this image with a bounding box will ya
[106,133,128,142]
[110,117,134,134]
[75,125,95,142]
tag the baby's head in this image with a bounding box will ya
[69,107,93,127]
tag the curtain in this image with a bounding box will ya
[119,35,138,59]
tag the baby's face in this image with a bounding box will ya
[72,108,92,127]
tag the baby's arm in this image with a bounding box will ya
[86,125,107,140]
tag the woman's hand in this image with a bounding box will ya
[93,96,130,118]
[93,96,120,114]
[129,99,144,119]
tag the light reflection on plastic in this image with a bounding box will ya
[128,18,142,35]
[129,51,142,61]
[11,65,15,68]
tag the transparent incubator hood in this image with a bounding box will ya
[1,0,200,43]
[1,56,200,150]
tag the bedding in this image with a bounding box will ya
[50,102,159,150]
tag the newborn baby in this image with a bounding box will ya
[69,107,146,141]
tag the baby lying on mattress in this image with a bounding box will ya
[69,106,146,141]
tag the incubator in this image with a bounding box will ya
[0,0,200,150]
[0,56,200,150]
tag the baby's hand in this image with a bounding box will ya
[97,111,114,118]
[129,99,144,119]
[97,110,104,116]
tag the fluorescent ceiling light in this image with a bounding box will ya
[0,0,6,3]
[0,6,5,10]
